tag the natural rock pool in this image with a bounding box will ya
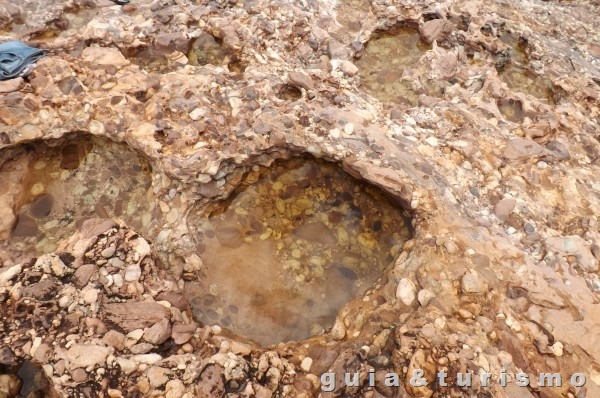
[354,26,434,107]
[186,158,411,345]
[0,134,156,264]
[497,30,555,102]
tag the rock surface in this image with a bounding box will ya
[0,0,599,397]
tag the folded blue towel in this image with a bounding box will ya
[0,41,47,81]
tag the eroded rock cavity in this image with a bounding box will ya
[126,32,245,74]
[497,30,556,102]
[186,158,411,345]
[0,134,156,264]
[355,26,436,107]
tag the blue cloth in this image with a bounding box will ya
[0,41,47,81]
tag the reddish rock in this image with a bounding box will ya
[102,302,170,332]
[420,19,454,44]
[143,318,171,345]
[288,71,314,91]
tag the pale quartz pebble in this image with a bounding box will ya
[396,278,416,306]
[113,273,124,288]
[300,357,313,372]
[124,265,142,282]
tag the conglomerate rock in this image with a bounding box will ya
[0,0,599,397]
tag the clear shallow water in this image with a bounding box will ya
[501,65,555,102]
[0,134,156,263]
[186,158,411,345]
[498,31,555,102]
[355,27,434,107]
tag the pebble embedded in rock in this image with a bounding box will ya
[101,246,116,258]
[147,366,169,388]
[134,238,151,257]
[0,77,24,93]
[71,368,88,383]
[396,278,417,306]
[300,357,313,372]
[67,344,111,370]
[115,357,136,374]
[124,265,142,282]
[331,318,346,340]
[165,379,186,398]
[103,330,126,351]
[73,264,96,288]
[503,138,546,163]
[420,19,454,44]
[83,288,99,304]
[0,374,21,396]
[0,264,22,286]
[132,354,162,365]
[339,60,358,76]
[461,271,486,294]
[130,343,155,354]
[417,289,435,307]
[288,71,314,91]
[143,318,171,345]
[494,198,516,221]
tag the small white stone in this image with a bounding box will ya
[30,337,42,357]
[59,295,74,308]
[115,357,136,374]
[83,289,99,304]
[134,238,151,257]
[0,264,22,285]
[434,317,446,330]
[425,136,438,146]
[50,256,67,277]
[551,342,564,357]
[189,107,206,121]
[300,357,313,372]
[124,265,141,282]
[396,278,416,306]
[113,273,123,288]
[165,379,185,398]
[417,289,436,307]
[343,123,354,135]
[339,60,358,76]
[125,329,144,348]
[131,353,162,365]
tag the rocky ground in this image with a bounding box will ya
[0,0,599,397]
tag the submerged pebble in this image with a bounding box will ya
[187,158,410,345]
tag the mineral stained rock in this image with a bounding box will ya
[0,0,599,397]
